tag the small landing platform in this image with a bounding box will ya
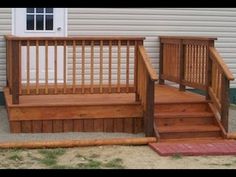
[149,140,236,156]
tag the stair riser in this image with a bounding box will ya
[155,103,210,113]
[160,131,221,139]
[155,117,215,126]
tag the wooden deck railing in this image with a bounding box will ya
[159,36,235,132]
[5,35,145,103]
[137,46,158,136]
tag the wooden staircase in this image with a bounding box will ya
[155,101,224,142]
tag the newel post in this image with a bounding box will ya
[11,40,20,104]
[179,39,185,91]
[221,76,230,132]
[144,76,155,137]
[135,40,143,101]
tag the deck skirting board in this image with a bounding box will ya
[9,118,144,133]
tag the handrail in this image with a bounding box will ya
[209,47,234,81]
[138,46,158,81]
[5,35,145,41]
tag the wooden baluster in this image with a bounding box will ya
[135,40,143,101]
[159,42,164,84]
[179,40,185,91]
[19,41,22,95]
[63,41,67,94]
[26,41,30,94]
[81,40,85,94]
[36,40,39,94]
[45,40,48,94]
[126,41,130,93]
[12,40,20,104]
[99,40,103,93]
[108,41,112,93]
[186,45,189,82]
[72,40,76,94]
[91,41,94,93]
[189,45,193,83]
[221,75,230,132]
[117,40,121,93]
[199,45,203,85]
[54,41,58,94]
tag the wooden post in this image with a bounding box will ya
[159,42,164,85]
[11,40,20,104]
[135,40,143,101]
[144,76,155,136]
[179,40,185,91]
[206,40,215,100]
[221,75,229,132]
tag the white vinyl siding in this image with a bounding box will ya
[0,8,11,91]
[68,8,236,87]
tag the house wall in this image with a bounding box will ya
[0,8,236,92]
[67,8,236,88]
[0,8,11,92]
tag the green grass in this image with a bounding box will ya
[104,158,124,168]
[8,154,23,161]
[8,148,23,161]
[38,148,66,167]
[171,153,183,160]
[77,159,102,169]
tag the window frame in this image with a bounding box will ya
[25,8,55,33]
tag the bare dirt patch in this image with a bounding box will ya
[1,145,236,169]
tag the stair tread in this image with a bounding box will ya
[158,125,221,133]
[155,112,214,118]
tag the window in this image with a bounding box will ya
[26,8,54,31]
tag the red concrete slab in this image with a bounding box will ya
[149,140,236,156]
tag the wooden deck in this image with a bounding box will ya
[4,84,219,136]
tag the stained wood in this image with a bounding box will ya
[21,121,32,133]
[104,119,114,132]
[45,40,49,94]
[54,41,58,94]
[63,120,73,132]
[11,41,20,104]
[36,40,39,94]
[108,41,112,93]
[99,40,103,93]
[93,119,104,132]
[72,40,76,93]
[73,120,84,132]
[83,120,94,132]
[53,120,63,133]
[42,120,53,133]
[63,41,67,93]
[124,118,133,133]
[209,47,234,80]
[90,41,94,93]
[117,40,121,92]
[32,120,42,133]
[81,41,85,93]
[113,119,124,132]
[10,121,21,133]
[0,137,157,149]
[126,41,130,92]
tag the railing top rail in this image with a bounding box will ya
[5,35,145,41]
[138,46,158,81]
[160,36,217,41]
[209,47,234,81]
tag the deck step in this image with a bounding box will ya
[158,125,220,133]
[155,102,210,112]
[158,137,224,143]
[155,112,215,126]
[155,112,214,118]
